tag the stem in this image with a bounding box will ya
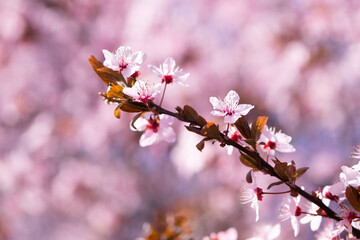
[159,83,167,107]
[146,100,360,238]
[263,190,291,195]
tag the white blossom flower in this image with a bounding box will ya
[123,80,162,104]
[148,57,190,87]
[258,126,295,155]
[326,162,360,200]
[239,171,263,222]
[316,220,344,240]
[337,205,358,232]
[246,224,281,240]
[102,46,146,78]
[131,114,175,147]
[210,90,254,124]
[278,195,302,237]
[300,189,330,231]
[203,228,238,240]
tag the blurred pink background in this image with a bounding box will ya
[1,0,360,239]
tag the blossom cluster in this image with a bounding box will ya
[92,45,360,240]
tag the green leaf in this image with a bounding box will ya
[346,186,360,212]
[251,116,268,142]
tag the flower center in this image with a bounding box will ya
[162,75,173,84]
[254,187,263,201]
[146,118,159,133]
[119,61,128,72]
[230,131,242,142]
[295,206,302,217]
[264,140,276,150]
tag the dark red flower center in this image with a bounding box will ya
[264,140,276,150]
[146,118,159,133]
[162,75,173,84]
[230,131,242,142]
[254,187,263,201]
[119,62,128,72]
[295,206,302,217]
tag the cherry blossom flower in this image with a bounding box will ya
[337,205,358,232]
[227,126,243,155]
[326,162,360,200]
[246,224,281,240]
[131,114,175,147]
[300,189,330,231]
[258,126,295,155]
[239,171,263,222]
[315,220,344,240]
[210,90,254,124]
[123,80,162,104]
[278,195,302,237]
[148,57,190,87]
[203,228,238,240]
[102,46,146,79]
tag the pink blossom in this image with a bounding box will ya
[300,189,330,231]
[337,205,358,232]
[131,114,176,147]
[239,171,263,222]
[259,126,295,155]
[278,195,302,237]
[316,220,344,240]
[148,57,190,86]
[203,228,238,240]
[210,90,254,124]
[102,46,146,78]
[123,80,162,104]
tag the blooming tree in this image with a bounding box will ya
[90,46,360,239]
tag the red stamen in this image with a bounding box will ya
[146,118,159,133]
[264,140,276,150]
[255,187,263,201]
[230,131,242,142]
[295,206,302,217]
[162,75,173,84]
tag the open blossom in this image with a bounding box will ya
[246,224,281,240]
[203,228,238,240]
[278,195,302,237]
[316,220,344,240]
[131,114,175,147]
[239,171,263,222]
[326,161,360,200]
[210,90,254,124]
[148,57,190,86]
[102,46,146,78]
[300,189,330,231]
[123,80,162,104]
[258,126,295,155]
[337,205,358,232]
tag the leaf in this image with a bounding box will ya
[235,117,252,139]
[251,116,268,142]
[114,105,121,118]
[346,186,360,212]
[294,167,309,180]
[183,105,207,126]
[267,181,284,190]
[185,125,202,135]
[119,100,148,112]
[89,55,126,86]
[131,112,147,129]
[200,122,220,140]
[239,154,260,169]
[196,138,211,152]
[246,170,253,183]
[106,85,128,99]
[273,160,297,183]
